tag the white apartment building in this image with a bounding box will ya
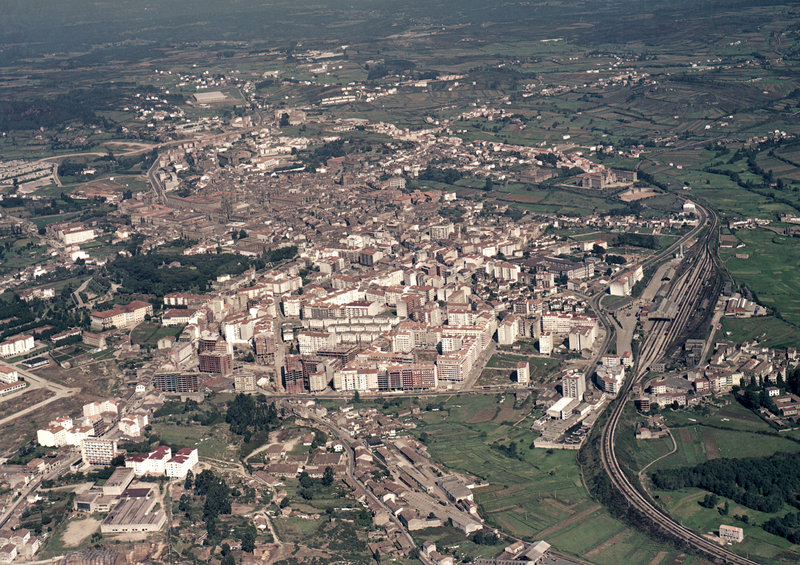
[0,363,19,384]
[81,438,118,466]
[516,361,530,385]
[298,330,335,355]
[562,372,586,401]
[166,448,199,478]
[334,366,379,392]
[83,400,118,419]
[539,332,553,355]
[596,365,625,396]
[0,334,34,358]
[497,315,519,346]
[568,324,597,351]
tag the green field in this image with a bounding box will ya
[720,228,800,328]
[720,316,800,350]
[130,322,183,347]
[151,423,233,460]
[615,401,800,564]
[651,487,800,565]
[414,395,688,565]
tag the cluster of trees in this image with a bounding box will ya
[191,469,232,538]
[225,393,281,442]
[470,530,500,545]
[786,367,800,396]
[419,166,463,185]
[0,87,122,130]
[536,153,559,167]
[738,376,780,414]
[698,493,729,515]
[264,245,298,264]
[365,59,416,80]
[0,191,100,217]
[297,468,335,500]
[764,511,800,543]
[651,452,800,513]
[605,254,627,265]
[299,139,347,170]
[105,252,253,296]
[491,441,524,461]
[0,287,89,340]
[615,232,658,249]
[438,205,467,220]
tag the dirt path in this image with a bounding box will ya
[585,528,630,559]
[536,503,602,538]
[639,429,678,478]
[648,551,669,565]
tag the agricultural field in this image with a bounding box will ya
[0,237,49,275]
[150,422,234,461]
[414,395,690,565]
[130,322,184,347]
[614,401,800,564]
[720,316,800,350]
[270,477,382,564]
[479,351,560,387]
[719,229,800,328]
[651,487,800,565]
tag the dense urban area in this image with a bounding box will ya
[2,1,800,564]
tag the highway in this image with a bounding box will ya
[597,204,759,565]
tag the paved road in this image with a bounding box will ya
[0,366,79,428]
[305,412,434,565]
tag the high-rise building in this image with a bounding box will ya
[283,355,306,394]
[253,333,275,365]
[516,361,530,385]
[384,364,438,391]
[198,351,232,376]
[81,437,118,466]
[153,372,200,393]
[562,372,586,401]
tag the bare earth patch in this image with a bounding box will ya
[494,402,516,423]
[704,431,721,459]
[649,551,669,565]
[585,527,630,558]
[467,409,497,423]
[536,504,601,538]
[61,517,102,548]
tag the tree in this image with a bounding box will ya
[279,113,290,127]
[322,466,334,486]
[184,470,194,490]
[110,454,125,467]
[238,229,248,239]
[241,525,256,553]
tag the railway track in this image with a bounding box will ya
[598,205,759,565]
